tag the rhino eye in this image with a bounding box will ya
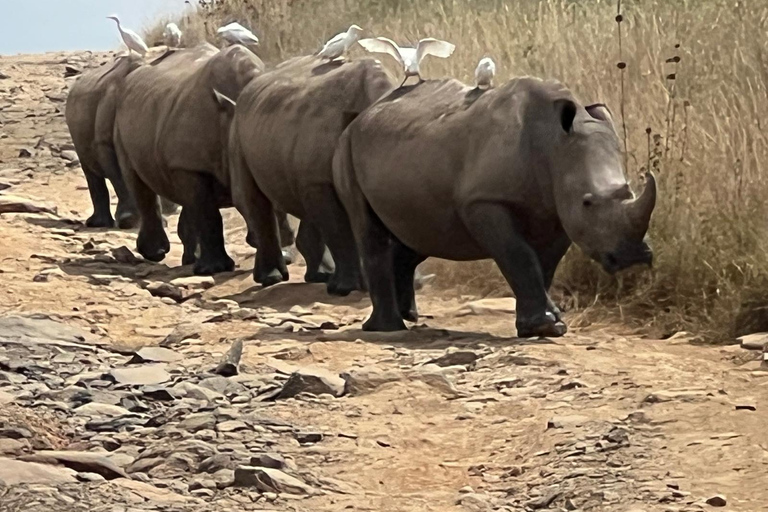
[582,194,594,207]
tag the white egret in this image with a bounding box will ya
[317,24,364,61]
[217,22,259,47]
[106,15,149,57]
[164,22,182,49]
[475,57,496,89]
[358,37,455,87]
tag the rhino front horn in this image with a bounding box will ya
[629,171,657,229]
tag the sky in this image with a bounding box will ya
[0,0,186,55]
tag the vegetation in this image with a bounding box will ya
[149,0,768,340]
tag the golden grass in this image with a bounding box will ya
[150,0,768,340]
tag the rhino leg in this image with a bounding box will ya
[83,167,115,228]
[161,198,180,215]
[393,242,427,323]
[95,144,138,230]
[177,206,199,265]
[231,171,287,286]
[536,232,572,321]
[123,167,169,262]
[277,210,296,247]
[461,203,567,338]
[183,175,234,276]
[296,221,333,284]
[304,185,363,296]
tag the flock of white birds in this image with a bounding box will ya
[107,17,496,89]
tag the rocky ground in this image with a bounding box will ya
[1,50,768,512]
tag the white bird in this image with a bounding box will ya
[475,57,496,89]
[217,22,259,47]
[164,22,182,49]
[358,37,455,87]
[317,24,364,61]
[107,15,149,57]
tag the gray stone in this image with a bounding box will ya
[74,402,131,417]
[0,437,29,455]
[706,495,727,507]
[739,333,768,350]
[426,350,480,367]
[217,420,247,433]
[250,453,287,470]
[131,346,182,364]
[0,457,77,485]
[0,194,57,215]
[170,276,215,289]
[233,466,316,495]
[109,364,170,386]
[19,450,129,480]
[179,412,217,432]
[199,453,234,473]
[145,282,184,302]
[341,366,403,396]
[173,381,224,402]
[111,246,143,265]
[278,367,345,399]
[0,314,100,349]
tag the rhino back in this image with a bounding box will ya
[234,57,394,214]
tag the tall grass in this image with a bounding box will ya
[150,0,768,339]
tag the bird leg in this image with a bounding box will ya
[399,76,409,88]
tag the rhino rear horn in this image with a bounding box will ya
[629,171,657,230]
[213,89,236,114]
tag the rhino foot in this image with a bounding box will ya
[305,270,332,283]
[85,213,115,229]
[137,234,170,263]
[516,312,567,338]
[193,254,235,275]
[363,312,407,332]
[259,269,287,288]
[115,211,139,230]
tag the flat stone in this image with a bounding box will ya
[0,389,15,404]
[341,366,403,396]
[426,350,480,367]
[706,495,727,507]
[179,412,217,432]
[233,466,316,495]
[130,346,182,364]
[0,194,57,215]
[112,478,201,504]
[145,282,184,302]
[278,366,345,399]
[0,457,77,485]
[74,402,132,417]
[547,415,591,429]
[251,453,287,470]
[60,150,79,162]
[455,297,516,316]
[0,314,100,349]
[170,276,215,289]
[111,246,143,264]
[173,381,224,401]
[295,432,323,444]
[109,364,170,386]
[20,450,130,480]
[217,420,247,432]
[739,333,768,350]
[0,437,29,456]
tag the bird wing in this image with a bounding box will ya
[358,37,404,66]
[318,31,346,56]
[416,38,455,62]
[123,28,149,54]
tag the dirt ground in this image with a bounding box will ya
[0,51,767,512]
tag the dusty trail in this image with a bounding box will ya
[0,51,766,512]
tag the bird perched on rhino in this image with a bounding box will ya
[164,22,182,49]
[317,24,364,61]
[475,57,496,89]
[107,15,149,57]
[217,22,259,47]
[358,36,455,87]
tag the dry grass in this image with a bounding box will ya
[150,0,768,340]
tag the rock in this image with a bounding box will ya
[64,65,81,77]
[0,70,9,79]
[113,478,201,504]
[111,246,143,264]
[170,276,215,288]
[74,402,131,417]
[278,367,345,399]
[0,438,29,456]
[0,314,99,349]
[0,426,32,439]
[251,453,287,470]
[213,468,236,488]
[547,415,590,429]
[199,375,245,396]
[0,457,77,485]
[643,389,708,403]
[199,453,234,473]
[217,420,248,433]
[109,364,170,386]
[60,150,79,163]
[160,322,201,347]
[706,495,727,507]
[295,432,323,444]
[0,194,57,215]
[738,333,768,350]
[18,148,33,158]
[426,349,480,367]
[455,297,516,316]
[173,381,224,402]
[341,366,403,396]
[526,491,561,510]
[130,346,182,364]
[145,281,184,302]
[233,466,316,495]
[179,412,217,432]
[0,389,15,405]
[214,338,243,377]
[19,450,131,480]
[77,471,106,482]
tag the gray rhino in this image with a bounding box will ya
[65,54,143,228]
[113,43,282,274]
[334,78,656,337]
[228,56,395,290]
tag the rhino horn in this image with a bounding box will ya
[628,171,656,230]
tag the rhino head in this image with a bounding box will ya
[549,100,656,274]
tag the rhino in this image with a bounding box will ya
[66,54,179,229]
[333,78,656,336]
[113,43,289,274]
[65,54,144,229]
[227,56,395,290]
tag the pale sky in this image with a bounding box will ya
[0,0,186,55]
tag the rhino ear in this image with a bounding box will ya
[555,99,577,133]
[213,89,236,115]
[586,103,615,127]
